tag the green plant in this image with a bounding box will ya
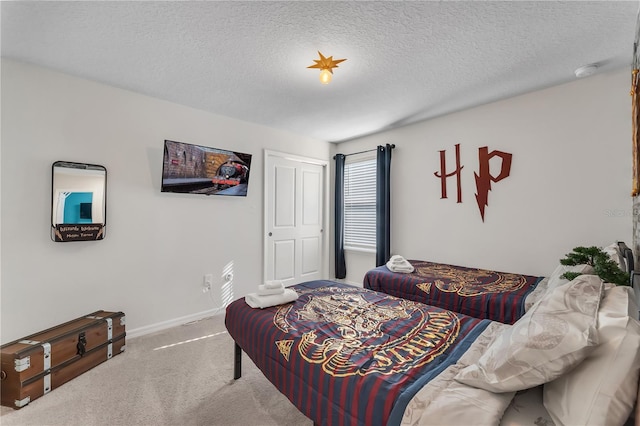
[560,246,630,286]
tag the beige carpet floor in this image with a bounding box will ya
[0,314,312,426]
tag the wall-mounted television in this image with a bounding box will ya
[161,140,252,197]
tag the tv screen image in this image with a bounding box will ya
[161,140,252,196]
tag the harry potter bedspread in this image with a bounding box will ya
[363,261,544,324]
[225,280,491,426]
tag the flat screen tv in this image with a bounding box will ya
[161,140,252,197]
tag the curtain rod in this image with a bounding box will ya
[333,144,395,160]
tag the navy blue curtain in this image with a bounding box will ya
[334,154,347,279]
[376,144,394,267]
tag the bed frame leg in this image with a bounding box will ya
[234,342,242,380]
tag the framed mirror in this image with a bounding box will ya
[51,161,107,242]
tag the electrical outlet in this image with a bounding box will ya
[203,274,213,293]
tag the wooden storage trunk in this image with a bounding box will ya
[0,310,125,409]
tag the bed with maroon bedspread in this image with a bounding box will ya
[363,261,544,324]
[225,280,492,426]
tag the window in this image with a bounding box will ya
[344,155,376,251]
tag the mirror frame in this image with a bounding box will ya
[51,161,107,242]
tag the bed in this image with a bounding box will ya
[363,242,635,324]
[364,260,543,324]
[225,276,640,426]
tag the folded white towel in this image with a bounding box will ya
[388,265,414,273]
[264,280,284,289]
[245,289,298,309]
[257,284,285,296]
[386,255,414,273]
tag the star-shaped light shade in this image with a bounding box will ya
[307,51,347,84]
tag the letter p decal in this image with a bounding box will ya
[474,147,512,222]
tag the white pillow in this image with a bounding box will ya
[455,275,603,392]
[500,386,554,426]
[524,276,549,311]
[543,284,640,426]
[546,263,594,291]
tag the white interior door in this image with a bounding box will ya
[264,151,327,285]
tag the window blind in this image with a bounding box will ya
[344,156,376,250]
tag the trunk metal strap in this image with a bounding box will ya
[106,318,113,340]
[14,357,30,372]
[42,342,52,394]
[42,342,51,370]
[106,317,114,359]
[15,396,30,408]
[43,373,51,395]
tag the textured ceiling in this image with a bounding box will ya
[2,1,638,142]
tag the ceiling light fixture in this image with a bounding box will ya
[307,51,346,85]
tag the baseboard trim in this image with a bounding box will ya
[126,280,362,339]
[126,308,225,339]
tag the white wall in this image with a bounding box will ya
[3,60,633,342]
[0,60,331,343]
[335,69,633,284]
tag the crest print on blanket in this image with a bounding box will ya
[414,261,529,296]
[272,286,461,377]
